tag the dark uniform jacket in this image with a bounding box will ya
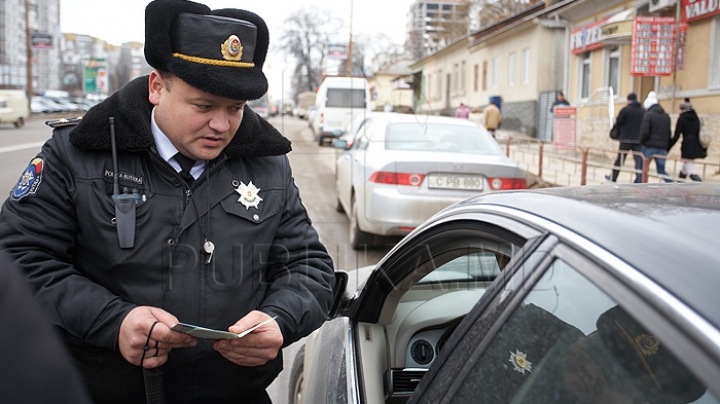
[0,77,335,403]
[640,104,672,150]
[615,101,644,143]
[670,109,707,159]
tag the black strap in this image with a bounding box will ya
[174,153,196,186]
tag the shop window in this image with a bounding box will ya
[453,64,459,92]
[474,64,479,92]
[509,52,516,86]
[710,16,720,89]
[482,61,488,91]
[522,48,530,84]
[606,46,620,97]
[492,58,499,88]
[579,52,592,99]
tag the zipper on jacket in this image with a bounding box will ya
[185,189,191,205]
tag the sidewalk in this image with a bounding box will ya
[496,130,720,187]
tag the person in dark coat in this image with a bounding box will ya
[0,1,335,403]
[0,250,93,404]
[640,92,673,182]
[606,93,644,183]
[670,98,706,182]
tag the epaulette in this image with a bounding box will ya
[45,116,83,128]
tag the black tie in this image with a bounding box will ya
[174,153,196,186]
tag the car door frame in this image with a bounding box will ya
[407,234,720,404]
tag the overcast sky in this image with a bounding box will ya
[60,0,415,99]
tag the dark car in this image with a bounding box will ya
[291,183,720,404]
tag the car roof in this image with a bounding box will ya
[369,112,481,127]
[440,183,720,327]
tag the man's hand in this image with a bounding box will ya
[213,310,283,367]
[118,306,197,369]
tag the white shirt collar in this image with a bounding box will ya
[151,107,206,179]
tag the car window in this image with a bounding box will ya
[384,122,503,154]
[416,250,506,284]
[446,259,716,404]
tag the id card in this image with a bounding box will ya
[171,316,277,340]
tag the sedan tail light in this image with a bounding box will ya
[488,177,528,190]
[369,172,425,186]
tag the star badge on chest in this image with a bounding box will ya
[235,181,263,210]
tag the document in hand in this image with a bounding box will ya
[171,316,278,340]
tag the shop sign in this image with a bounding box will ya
[631,17,676,76]
[681,0,720,22]
[30,33,53,50]
[553,107,576,151]
[676,23,688,71]
[571,18,609,54]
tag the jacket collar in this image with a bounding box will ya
[69,76,291,158]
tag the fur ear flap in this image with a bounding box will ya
[144,0,211,71]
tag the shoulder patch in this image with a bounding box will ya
[45,116,82,128]
[11,158,44,201]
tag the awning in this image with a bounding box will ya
[600,8,636,45]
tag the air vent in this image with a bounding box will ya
[387,369,429,395]
[364,325,372,341]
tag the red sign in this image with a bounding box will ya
[553,107,576,151]
[676,23,688,71]
[631,17,676,77]
[681,0,720,22]
[571,18,609,55]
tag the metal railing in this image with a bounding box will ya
[504,136,720,187]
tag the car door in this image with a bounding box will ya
[335,119,372,215]
[408,236,720,404]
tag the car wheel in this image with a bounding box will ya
[14,117,24,128]
[288,345,305,404]
[335,198,345,213]
[350,194,373,250]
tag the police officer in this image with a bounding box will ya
[0,1,335,403]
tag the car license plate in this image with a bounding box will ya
[428,175,484,190]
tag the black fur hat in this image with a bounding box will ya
[144,0,269,101]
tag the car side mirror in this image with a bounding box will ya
[327,271,349,319]
[332,139,349,150]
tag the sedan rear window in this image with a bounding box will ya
[385,123,503,154]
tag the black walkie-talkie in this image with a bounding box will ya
[110,117,139,249]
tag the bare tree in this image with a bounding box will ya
[277,7,342,100]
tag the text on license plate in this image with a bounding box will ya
[428,175,484,190]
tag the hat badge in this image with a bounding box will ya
[221,35,243,61]
[634,333,660,356]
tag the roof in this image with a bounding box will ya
[448,183,720,327]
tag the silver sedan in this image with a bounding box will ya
[333,113,527,249]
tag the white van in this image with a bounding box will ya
[0,90,30,128]
[311,77,370,145]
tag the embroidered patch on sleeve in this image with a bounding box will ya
[11,157,44,201]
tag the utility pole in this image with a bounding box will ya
[25,0,33,109]
[345,0,354,76]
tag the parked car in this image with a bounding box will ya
[333,113,527,249]
[290,183,720,404]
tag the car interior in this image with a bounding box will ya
[352,225,527,404]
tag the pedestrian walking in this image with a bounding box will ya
[483,100,502,137]
[455,103,470,119]
[640,91,673,182]
[0,1,335,403]
[670,98,706,182]
[606,93,644,183]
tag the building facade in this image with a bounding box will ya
[1,0,61,94]
[412,2,570,138]
[549,0,720,150]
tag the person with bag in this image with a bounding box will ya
[605,93,644,183]
[670,98,706,181]
[640,91,673,183]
